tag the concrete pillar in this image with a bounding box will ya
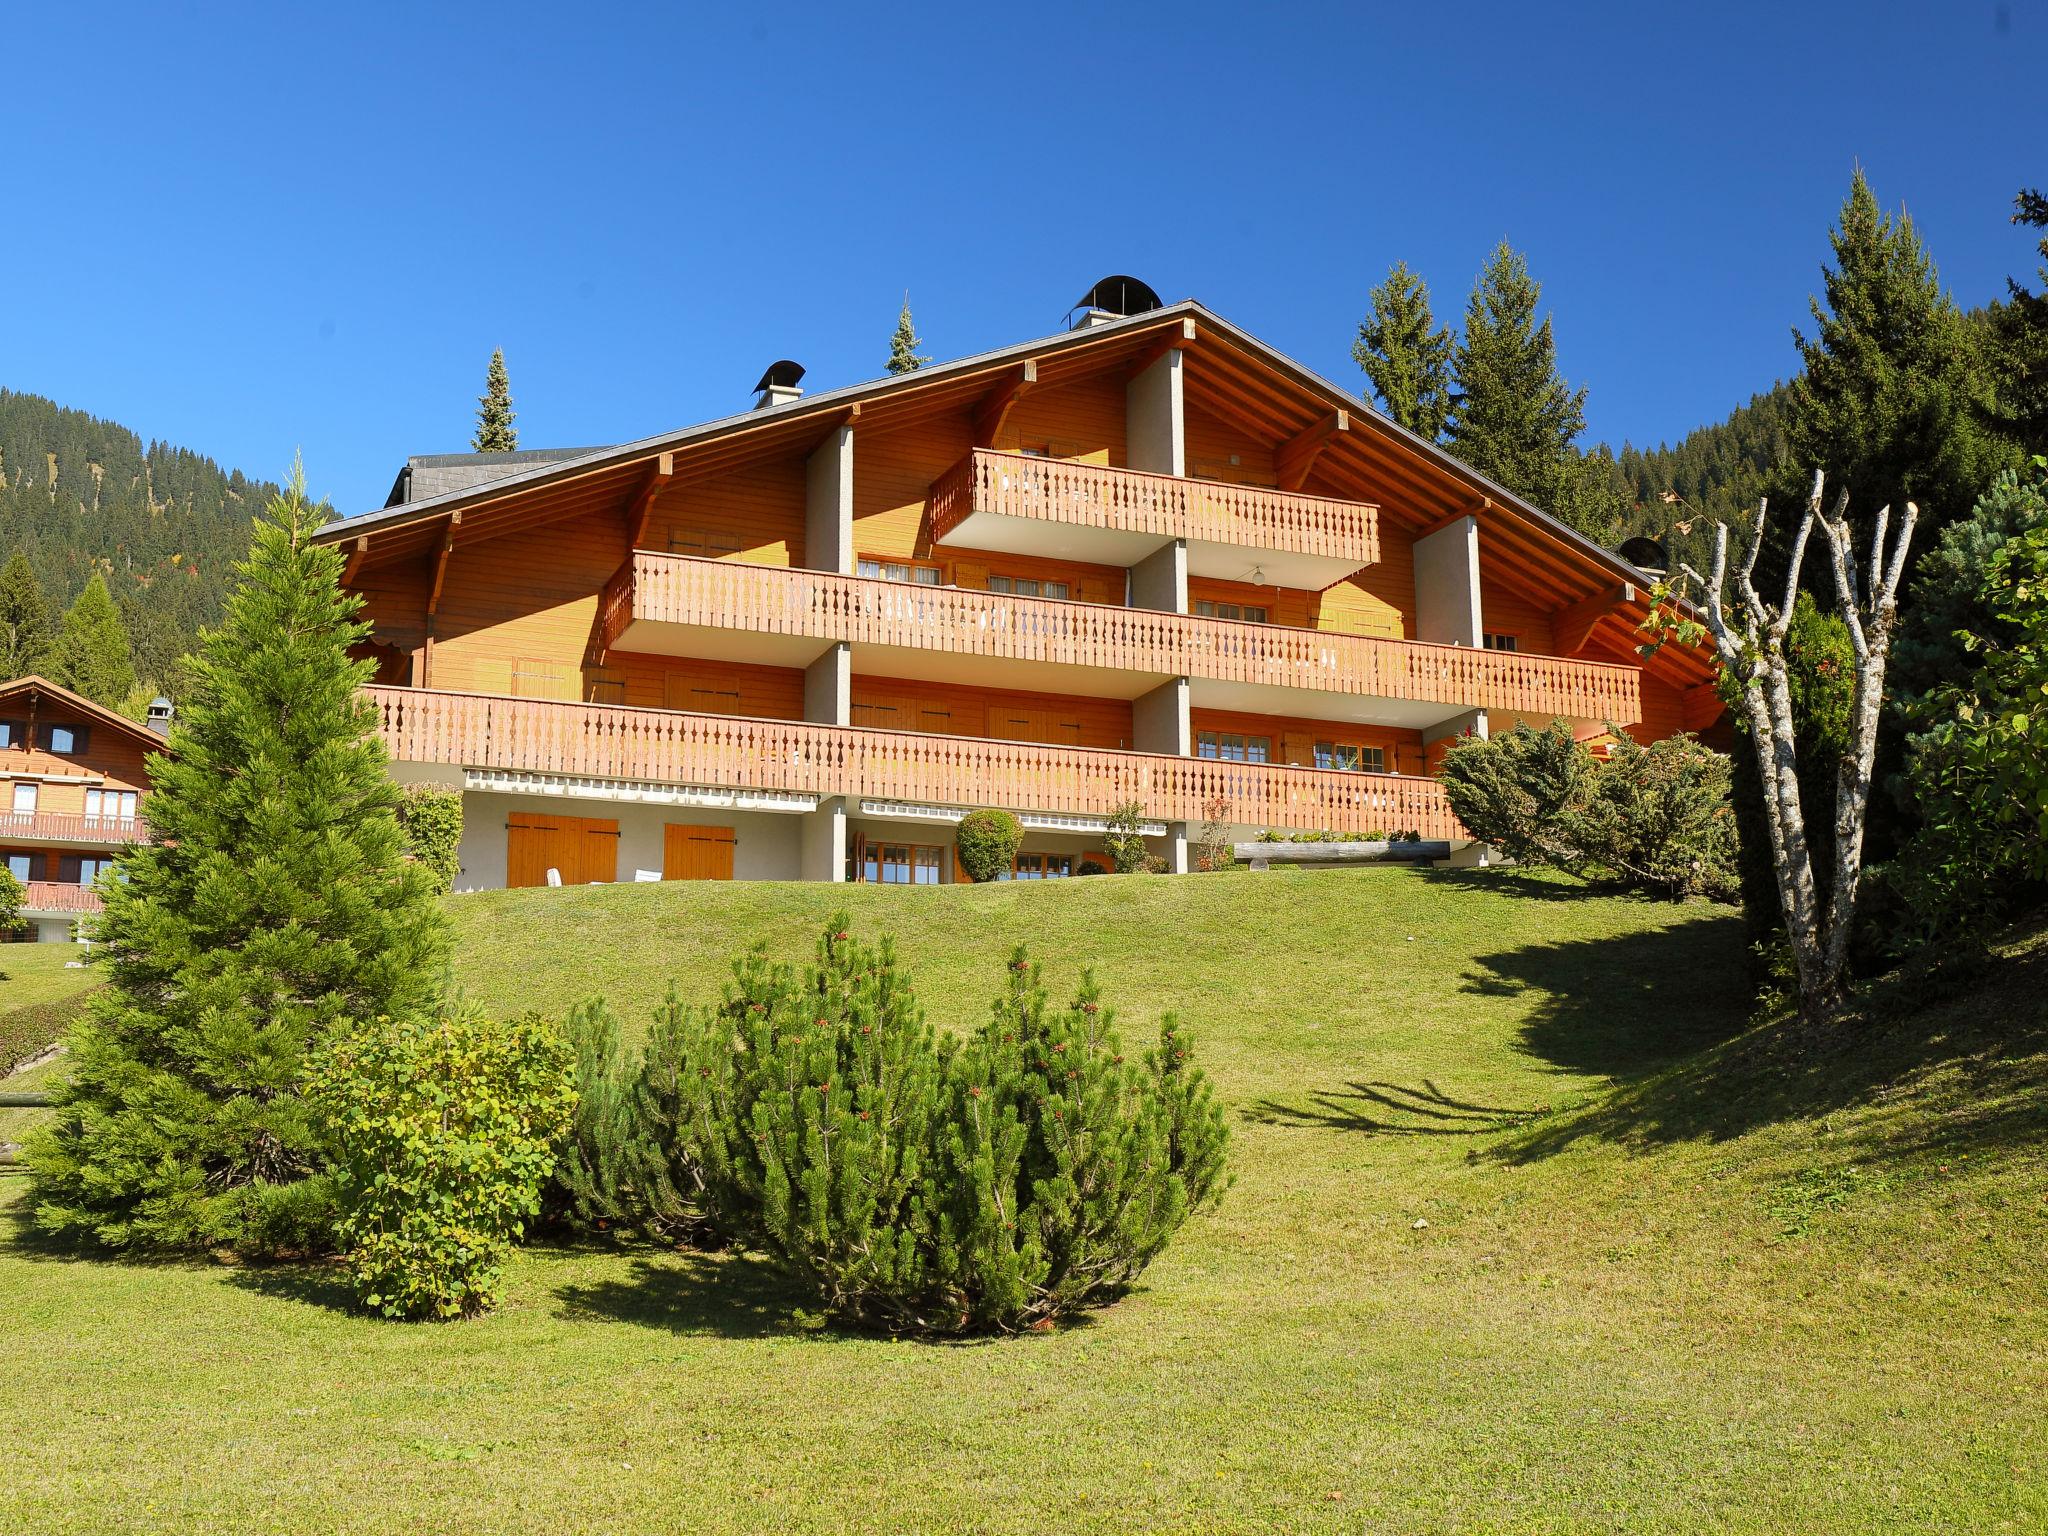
[1126,348,1184,477]
[1414,514,1482,647]
[1129,538,1188,614]
[1133,676,1191,757]
[1161,822,1190,875]
[804,642,850,726]
[802,796,847,882]
[805,425,854,575]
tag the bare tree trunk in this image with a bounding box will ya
[1678,471,1917,1022]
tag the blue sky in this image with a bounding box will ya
[5,1,2043,516]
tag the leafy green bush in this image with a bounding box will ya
[0,985,104,1076]
[566,919,1231,1335]
[396,782,464,890]
[308,1007,575,1320]
[0,867,21,933]
[1075,858,1110,876]
[955,810,1023,883]
[1102,800,1150,873]
[1440,721,1594,866]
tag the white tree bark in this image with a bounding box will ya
[1677,471,1917,1020]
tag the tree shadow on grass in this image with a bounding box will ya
[554,1250,796,1340]
[1246,1079,1543,1136]
[1494,928,2048,1166]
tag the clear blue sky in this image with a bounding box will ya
[5,1,2042,516]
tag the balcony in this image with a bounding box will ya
[0,811,149,847]
[368,685,1464,840]
[927,449,1380,589]
[21,880,102,915]
[600,553,1641,727]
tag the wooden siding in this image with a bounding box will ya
[1190,708,1427,778]
[1478,583,1559,655]
[853,413,970,562]
[368,685,1464,839]
[592,653,805,717]
[1185,401,1275,485]
[853,675,1133,750]
[0,700,154,810]
[643,458,805,567]
[1000,375,1126,465]
[427,516,626,696]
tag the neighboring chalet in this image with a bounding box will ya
[315,282,1722,889]
[1,676,169,940]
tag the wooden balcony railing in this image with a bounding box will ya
[368,685,1463,839]
[928,449,1380,568]
[21,880,102,914]
[603,552,1642,724]
[0,811,148,845]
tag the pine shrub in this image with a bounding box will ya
[955,809,1023,883]
[1439,720,1595,867]
[308,1006,575,1320]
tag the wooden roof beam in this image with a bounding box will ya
[626,452,675,548]
[1551,581,1637,655]
[340,535,369,587]
[1275,411,1349,492]
[1122,317,1198,380]
[425,511,461,619]
[972,360,1037,446]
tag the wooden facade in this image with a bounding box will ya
[317,298,1723,887]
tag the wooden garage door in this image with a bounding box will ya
[663,824,735,881]
[507,812,620,888]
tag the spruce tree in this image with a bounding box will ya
[27,471,450,1253]
[886,294,930,375]
[47,571,135,706]
[1444,242,1597,534]
[1353,261,1453,439]
[0,550,55,678]
[472,348,518,451]
[1988,186,2048,457]
[1788,169,2012,548]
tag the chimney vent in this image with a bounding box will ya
[752,359,806,410]
[1066,275,1163,331]
[146,696,175,737]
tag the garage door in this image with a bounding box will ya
[663,824,735,881]
[507,812,620,888]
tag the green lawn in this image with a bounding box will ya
[0,942,99,1013]
[2,868,2043,1533]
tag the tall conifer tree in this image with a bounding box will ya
[28,471,450,1253]
[0,550,56,678]
[48,571,135,706]
[472,348,518,451]
[1353,262,1453,440]
[1988,186,2048,458]
[1788,169,2011,546]
[1444,243,1599,535]
[886,295,930,375]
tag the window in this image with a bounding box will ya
[1196,600,1269,624]
[38,722,86,754]
[70,855,117,886]
[0,719,23,750]
[4,854,30,883]
[1483,633,1519,652]
[987,575,1070,601]
[1314,742,1388,774]
[11,782,36,814]
[1006,851,1075,881]
[1197,731,1271,763]
[857,559,942,586]
[864,842,943,885]
[84,789,138,822]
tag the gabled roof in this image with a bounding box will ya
[315,300,1715,693]
[0,675,170,752]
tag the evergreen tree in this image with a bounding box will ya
[886,295,930,376]
[47,571,135,706]
[27,471,450,1253]
[0,550,55,678]
[472,348,518,451]
[1788,169,2013,549]
[1444,242,1596,534]
[1353,261,1454,439]
[1987,187,2048,458]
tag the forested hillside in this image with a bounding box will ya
[0,389,278,692]
[1611,380,1796,577]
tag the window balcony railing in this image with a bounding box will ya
[21,880,103,914]
[0,810,149,845]
[927,448,1380,569]
[601,552,1642,725]
[367,685,1464,839]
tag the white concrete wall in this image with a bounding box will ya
[802,796,847,882]
[1128,538,1188,614]
[1132,676,1191,756]
[805,426,854,575]
[452,790,805,891]
[1413,514,1482,647]
[804,643,850,725]
[1126,349,1185,476]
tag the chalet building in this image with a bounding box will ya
[1,676,167,940]
[316,281,1722,890]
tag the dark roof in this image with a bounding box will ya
[0,675,175,752]
[384,447,611,508]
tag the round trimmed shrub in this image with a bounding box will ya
[955,809,1023,882]
[396,782,464,889]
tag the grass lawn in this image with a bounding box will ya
[2,868,2044,1533]
[0,941,100,1013]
